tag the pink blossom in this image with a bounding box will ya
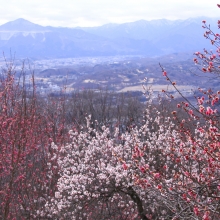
[157,184,162,189]
[153,173,160,179]
[139,166,145,173]
[122,163,128,170]
[198,98,204,105]
[206,107,214,115]
[188,110,193,115]
[193,207,199,216]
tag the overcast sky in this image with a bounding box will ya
[0,0,219,27]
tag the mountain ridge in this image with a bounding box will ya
[0,17,217,59]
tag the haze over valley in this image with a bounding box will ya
[0,17,217,97]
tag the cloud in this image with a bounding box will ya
[0,0,219,27]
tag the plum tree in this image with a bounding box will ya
[44,5,220,220]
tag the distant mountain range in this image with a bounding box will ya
[0,17,218,59]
